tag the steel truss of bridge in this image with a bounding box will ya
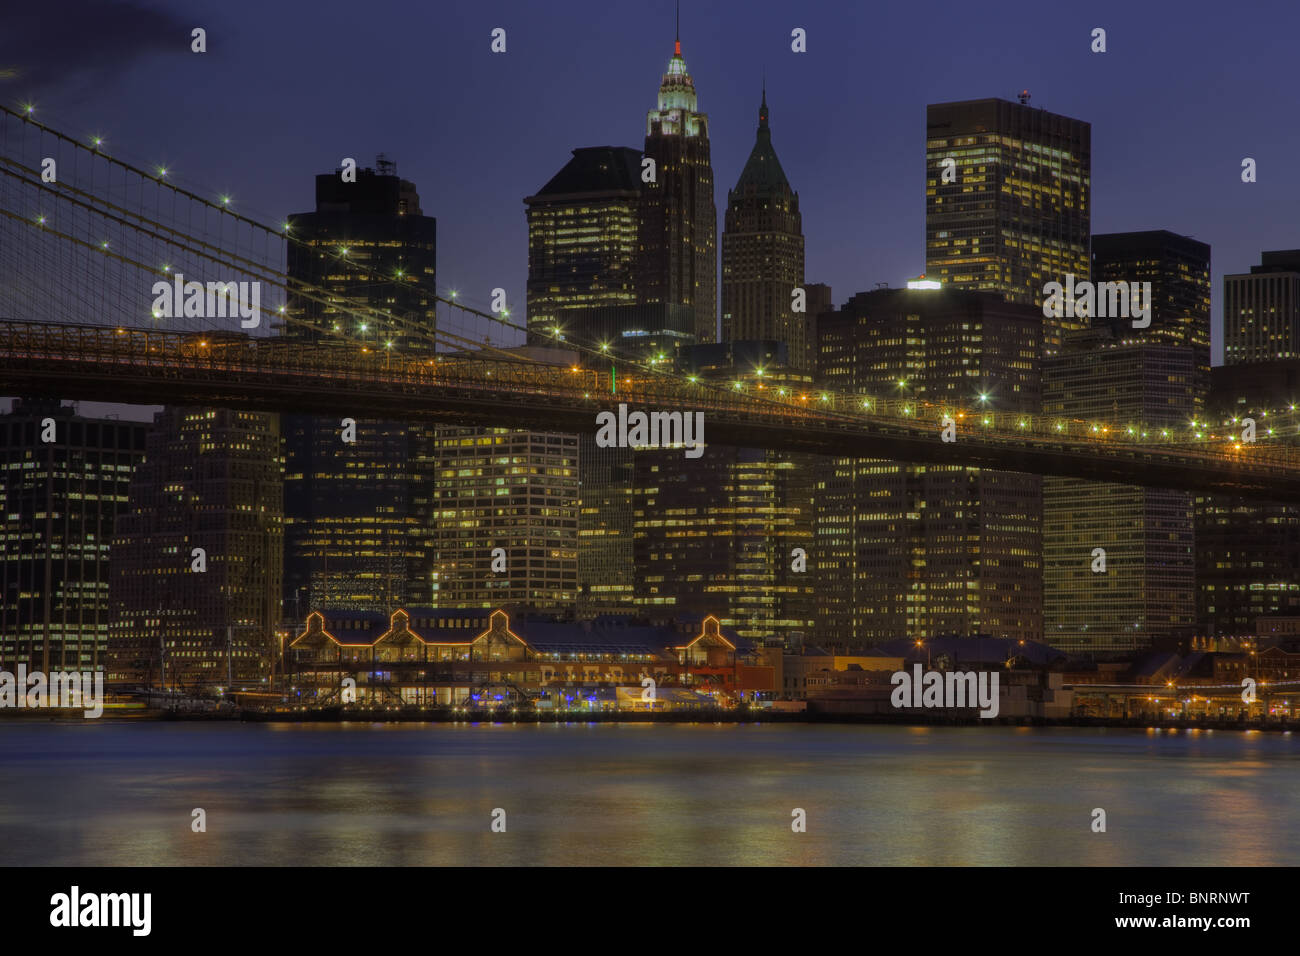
[2,319,1298,501]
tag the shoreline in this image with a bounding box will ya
[3,707,1291,733]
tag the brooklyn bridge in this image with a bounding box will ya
[1,103,1297,501]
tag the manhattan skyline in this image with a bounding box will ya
[4,0,1298,392]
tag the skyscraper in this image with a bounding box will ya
[282,161,437,617]
[577,435,635,616]
[926,97,1091,355]
[721,90,807,369]
[419,427,579,612]
[814,287,1042,646]
[637,33,717,344]
[1041,330,1198,654]
[284,157,436,349]
[109,408,283,687]
[633,442,814,646]
[1195,361,1300,637]
[0,400,147,672]
[1224,250,1300,365]
[1198,254,1300,638]
[1091,230,1211,404]
[524,146,642,346]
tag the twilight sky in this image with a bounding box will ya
[4,0,1299,423]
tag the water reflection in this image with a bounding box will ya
[0,722,1295,866]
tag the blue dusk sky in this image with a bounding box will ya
[3,0,1299,419]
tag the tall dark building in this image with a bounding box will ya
[926,97,1091,355]
[578,435,635,616]
[282,161,436,617]
[721,90,806,369]
[1224,250,1300,365]
[633,443,815,646]
[815,287,1042,647]
[524,146,642,346]
[1195,361,1300,637]
[1042,329,1198,654]
[419,426,579,611]
[109,408,283,687]
[637,34,717,345]
[284,157,436,349]
[1091,230,1211,403]
[0,400,147,672]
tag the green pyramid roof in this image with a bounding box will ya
[734,90,792,195]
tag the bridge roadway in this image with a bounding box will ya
[2,320,1299,501]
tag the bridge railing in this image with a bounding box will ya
[1,319,1297,475]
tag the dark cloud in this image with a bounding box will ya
[0,0,197,93]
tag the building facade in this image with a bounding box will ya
[109,407,283,688]
[1224,250,1300,365]
[1091,230,1211,405]
[721,90,807,369]
[925,97,1091,356]
[637,34,717,345]
[0,400,147,672]
[418,427,579,611]
[814,287,1042,647]
[1195,360,1300,637]
[1042,330,1198,654]
[524,146,642,347]
[282,161,437,617]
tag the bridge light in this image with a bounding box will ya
[35,215,45,225]
[220,195,231,205]
[359,323,368,332]
[755,367,764,376]
[983,418,991,426]
[689,376,698,383]
[395,269,403,278]
[22,103,34,115]
[339,246,349,256]
[978,393,989,403]
[91,136,103,148]
[449,290,457,298]
[158,167,168,178]
[100,240,108,249]
[734,381,743,389]
[1055,422,1064,431]
[385,340,393,348]
[1018,421,1027,428]
[600,343,609,352]
[282,221,290,231]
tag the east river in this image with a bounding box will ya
[1,722,1295,865]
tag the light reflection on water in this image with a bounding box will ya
[0,722,1295,866]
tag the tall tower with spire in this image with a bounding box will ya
[721,88,806,368]
[637,29,717,343]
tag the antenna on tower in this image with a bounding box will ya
[1018,89,1031,105]
[376,153,396,176]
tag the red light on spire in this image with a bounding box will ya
[674,39,681,56]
